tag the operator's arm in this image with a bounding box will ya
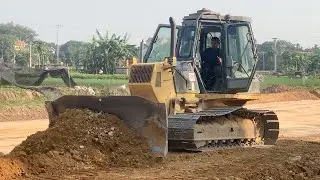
[201,49,209,67]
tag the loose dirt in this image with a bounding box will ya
[7,109,156,177]
[14,137,320,180]
[0,158,24,180]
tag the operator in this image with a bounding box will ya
[201,37,222,89]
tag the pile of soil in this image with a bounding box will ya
[248,85,320,104]
[0,158,25,180]
[8,109,156,175]
[248,90,319,104]
[261,85,293,93]
[0,90,42,101]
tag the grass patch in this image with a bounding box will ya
[261,76,320,89]
[68,73,129,80]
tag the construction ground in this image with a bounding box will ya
[0,85,320,180]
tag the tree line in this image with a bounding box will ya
[0,22,138,74]
[0,22,319,74]
[256,40,320,74]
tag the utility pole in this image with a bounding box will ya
[261,51,266,71]
[1,40,4,60]
[29,43,32,67]
[272,38,278,71]
[139,39,144,63]
[56,24,63,65]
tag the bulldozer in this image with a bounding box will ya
[45,9,279,158]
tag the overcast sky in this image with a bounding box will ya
[1,0,319,48]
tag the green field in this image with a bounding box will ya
[262,76,320,89]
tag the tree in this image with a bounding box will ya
[282,51,294,71]
[81,30,138,74]
[32,40,55,66]
[59,40,89,67]
[0,34,17,61]
[0,22,38,65]
[257,39,309,72]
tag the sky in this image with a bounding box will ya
[1,0,319,48]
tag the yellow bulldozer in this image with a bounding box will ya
[45,9,279,158]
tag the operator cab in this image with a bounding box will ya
[143,9,258,94]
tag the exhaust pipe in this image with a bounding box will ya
[169,17,176,58]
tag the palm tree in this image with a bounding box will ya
[82,30,138,74]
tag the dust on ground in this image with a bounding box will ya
[6,109,156,177]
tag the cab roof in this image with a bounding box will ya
[183,8,252,23]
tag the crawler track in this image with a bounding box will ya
[168,107,279,151]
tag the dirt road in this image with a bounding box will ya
[245,99,320,137]
[0,119,48,154]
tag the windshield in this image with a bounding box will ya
[177,26,196,58]
[227,24,256,78]
[146,27,174,62]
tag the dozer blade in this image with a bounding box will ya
[45,95,168,157]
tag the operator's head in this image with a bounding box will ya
[211,37,220,48]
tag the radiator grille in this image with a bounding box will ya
[129,65,154,83]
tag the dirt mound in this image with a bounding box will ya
[248,91,319,104]
[249,86,319,104]
[0,158,25,180]
[261,85,293,93]
[8,109,156,175]
[0,106,47,122]
[0,90,42,101]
